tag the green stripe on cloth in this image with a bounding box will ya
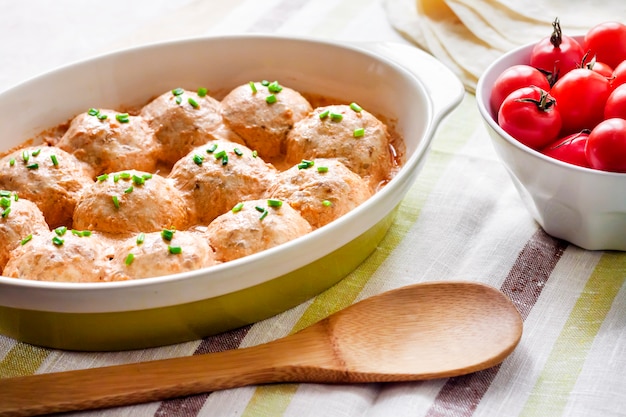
[0,342,49,379]
[239,94,476,417]
[519,251,626,417]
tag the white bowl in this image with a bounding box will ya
[477,36,626,251]
[0,35,463,350]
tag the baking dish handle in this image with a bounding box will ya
[356,42,465,126]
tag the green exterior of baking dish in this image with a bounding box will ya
[0,208,396,351]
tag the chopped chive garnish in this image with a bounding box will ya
[0,197,11,208]
[0,190,9,197]
[142,173,152,180]
[97,173,109,182]
[221,154,229,165]
[193,154,204,165]
[71,229,83,237]
[132,175,145,185]
[112,195,120,209]
[188,97,200,108]
[353,127,365,138]
[119,172,131,179]
[319,110,330,119]
[9,158,15,167]
[197,87,208,97]
[232,202,244,213]
[88,108,99,116]
[322,200,332,207]
[350,102,363,112]
[32,149,41,157]
[97,113,108,120]
[252,150,258,158]
[175,96,183,105]
[172,87,184,96]
[249,81,257,93]
[268,81,283,93]
[206,143,218,153]
[161,228,175,241]
[54,226,67,236]
[52,236,64,246]
[261,80,270,86]
[265,94,277,104]
[136,232,145,245]
[22,151,29,163]
[26,163,39,170]
[267,199,283,208]
[259,208,269,220]
[255,206,265,213]
[50,154,59,166]
[1,207,10,218]
[13,193,18,202]
[20,234,33,245]
[124,186,134,194]
[82,230,92,237]
[214,150,227,160]
[116,113,130,123]
[317,166,329,173]
[330,112,343,122]
[113,174,120,182]
[234,148,243,156]
[297,159,315,170]
[125,253,135,265]
[168,245,182,254]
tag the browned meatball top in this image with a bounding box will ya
[221,81,312,161]
[266,158,372,229]
[57,109,159,176]
[141,88,236,166]
[169,139,277,225]
[73,170,191,235]
[284,104,394,191]
[204,198,312,262]
[0,146,94,228]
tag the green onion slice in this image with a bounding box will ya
[112,195,120,209]
[88,108,99,116]
[265,94,277,104]
[116,113,130,123]
[168,245,182,254]
[197,87,208,97]
[172,87,184,96]
[26,163,39,170]
[124,186,134,194]
[350,102,363,112]
[232,202,244,213]
[52,236,64,246]
[9,158,15,167]
[161,228,175,241]
[323,200,333,207]
[319,110,330,119]
[206,143,218,153]
[54,226,67,236]
[268,81,283,93]
[330,112,343,122]
[317,166,329,173]
[32,149,41,157]
[353,127,365,138]
[50,155,59,167]
[249,81,258,93]
[193,154,204,165]
[267,199,283,208]
[188,97,200,108]
[0,197,11,208]
[136,232,145,245]
[1,207,10,218]
[132,175,145,185]
[234,148,243,156]
[20,234,33,245]
[97,173,109,182]
[125,253,135,265]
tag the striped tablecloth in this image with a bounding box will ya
[2,1,625,416]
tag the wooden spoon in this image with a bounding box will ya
[0,281,522,417]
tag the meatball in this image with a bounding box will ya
[0,195,49,271]
[169,139,277,225]
[110,230,218,280]
[57,109,159,175]
[266,158,372,229]
[73,170,190,235]
[221,81,312,161]
[141,88,235,165]
[205,199,312,262]
[3,229,114,282]
[284,104,393,190]
[0,146,93,228]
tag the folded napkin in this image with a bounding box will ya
[386,0,626,92]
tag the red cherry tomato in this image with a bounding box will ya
[584,21,626,69]
[530,18,584,79]
[611,60,626,90]
[585,118,626,172]
[498,86,562,150]
[541,131,591,168]
[605,84,626,119]
[490,65,551,115]
[585,59,613,78]
[550,68,611,134]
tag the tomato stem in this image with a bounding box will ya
[550,17,563,49]
[515,88,556,112]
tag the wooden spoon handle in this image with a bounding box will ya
[0,345,280,417]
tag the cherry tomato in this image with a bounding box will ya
[585,118,626,172]
[498,86,562,150]
[611,60,626,90]
[605,84,626,119]
[550,68,611,134]
[541,131,590,168]
[583,58,613,78]
[530,18,584,79]
[584,21,626,69]
[490,65,551,115]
